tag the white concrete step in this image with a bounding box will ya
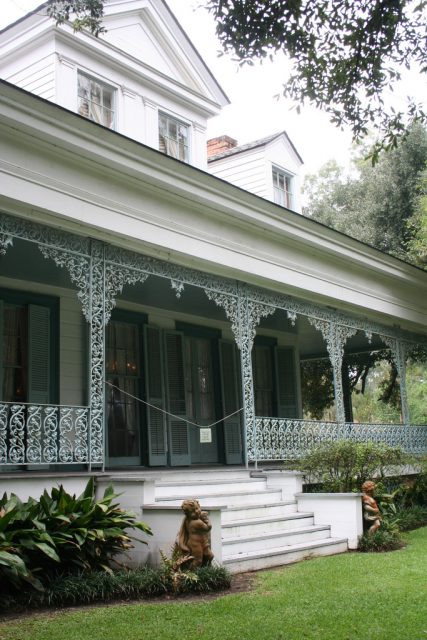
[221,501,298,523]
[223,537,349,573]
[222,512,315,538]
[156,488,284,507]
[155,477,267,499]
[152,468,253,482]
[223,525,332,554]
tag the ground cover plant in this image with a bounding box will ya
[0,564,231,612]
[1,527,425,640]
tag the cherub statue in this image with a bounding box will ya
[362,480,381,534]
[176,499,214,568]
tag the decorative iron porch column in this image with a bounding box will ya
[87,240,106,468]
[236,293,255,467]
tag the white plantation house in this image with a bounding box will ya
[0,0,426,571]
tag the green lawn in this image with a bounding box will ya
[1,528,426,640]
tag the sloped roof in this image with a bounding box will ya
[0,0,229,107]
[208,130,303,164]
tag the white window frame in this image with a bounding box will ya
[272,166,294,209]
[77,71,116,130]
[158,111,190,163]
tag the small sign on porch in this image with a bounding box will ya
[199,428,212,443]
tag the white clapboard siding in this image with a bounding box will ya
[210,148,269,199]
[4,52,56,102]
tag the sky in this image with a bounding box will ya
[0,0,423,179]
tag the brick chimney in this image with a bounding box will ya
[207,135,238,158]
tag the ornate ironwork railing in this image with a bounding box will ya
[0,403,90,465]
[254,417,427,462]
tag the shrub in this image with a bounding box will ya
[292,440,410,492]
[395,505,427,531]
[0,479,151,594]
[358,529,405,552]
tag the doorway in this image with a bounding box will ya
[106,313,146,466]
[184,335,219,464]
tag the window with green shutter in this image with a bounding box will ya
[0,290,58,405]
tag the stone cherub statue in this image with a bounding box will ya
[175,499,214,568]
[362,480,382,534]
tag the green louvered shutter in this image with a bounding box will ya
[275,346,299,418]
[144,325,167,466]
[219,339,243,464]
[28,304,50,404]
[164,330,190,466]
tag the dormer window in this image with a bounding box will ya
[272,167,293,209]
[78,72,115,129]
[159,112,189,162]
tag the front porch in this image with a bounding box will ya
[1,211,427,471]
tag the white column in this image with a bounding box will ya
[55,54,77,111]
[192,121,207,169]
[143,97,159,150]
[120,85,144,143]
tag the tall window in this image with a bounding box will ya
[0,292,58,405]
[272,167,293,209]
[2,304,27,403]
[158,112,189,162]
[77,72,115,129]
[106,321,141,459]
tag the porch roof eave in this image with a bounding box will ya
[1,80,427,334]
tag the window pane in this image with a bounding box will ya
[272,168,292,209]
[158,112,189,162]
[77,72,115,129]
[106,321,141,458]
[2,305,27,402]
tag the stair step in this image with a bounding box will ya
[222,512,314,537]
[223,525,331,553]
[155,478,266,498]
[153,469,253,482]
[223,537,349,573]
[221,501,297,522]
[155,488,283,507]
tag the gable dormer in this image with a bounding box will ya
[0,0,229,169]
[207,131,303,213]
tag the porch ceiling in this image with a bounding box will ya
[0,238,74,290]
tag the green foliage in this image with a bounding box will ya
[158,547,231,595]
[47,0,106,36]
[1,564,232,611]
[358,484,406,551]
[300,359,335,420]
[385,467,427,510]
[294,440,409,492]
[301,350,406,422]
[407,168,427,267]
[43,1,426,156]
[205,0,426,155]
[395,506,427,532]
[159,548,199,594]
[406,359,427,424]
[304,124,427,261]
[358,528,404,552]
[0,479,151,594]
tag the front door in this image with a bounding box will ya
[184,336,219,464]
[106,320,142,465]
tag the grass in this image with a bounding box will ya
[1,527,426,640]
